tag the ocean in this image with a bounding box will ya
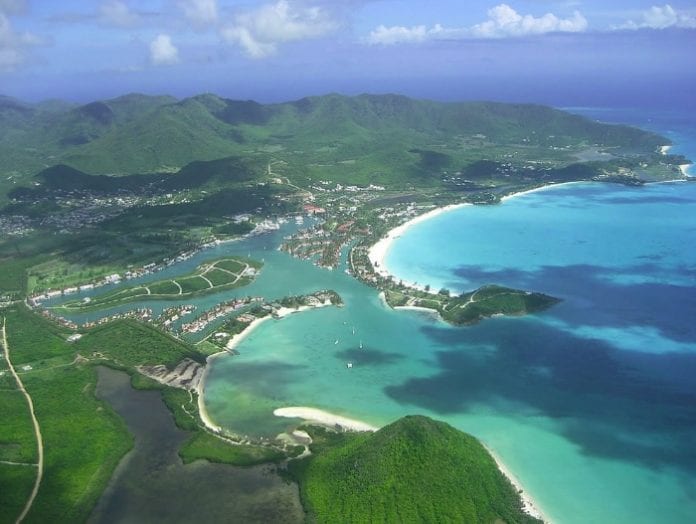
[55,108,696,523]
[205,108,696,523]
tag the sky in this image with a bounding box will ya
[1,0,695,108]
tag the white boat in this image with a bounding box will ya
[359,341,363,349]
[335,339,339,345]
[346,362,353,368]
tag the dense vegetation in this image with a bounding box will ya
[0,306,132,524]
[179,432,297,467]
[1,92,676,198]
[442,285,561,325]
[73,319,203,369]
[288,416,541,523]
[385,284,560,326]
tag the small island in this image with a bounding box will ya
[385,284,560,325]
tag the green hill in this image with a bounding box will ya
[0,92,667,179]
[289,415,542,523]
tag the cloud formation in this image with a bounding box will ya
[0,4,39,72]
[471,4,587,38]
[179,0,218,26]
[220,0,336,58]
[150,33,179,65]
[99,0,140,27]
[366,3,587,45]
[619,4,696,30]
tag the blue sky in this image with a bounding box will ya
[1,1,695,107]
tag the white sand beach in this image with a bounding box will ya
[484,446,550,522]
[368,183,582,290]
[680,164,692,177]
[274,406,378,432]
[275,300,332,319]
[196,356,224,433]
[226,316,273,351]
[196,302,335,434]
[368,203,470,285]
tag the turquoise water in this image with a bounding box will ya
[204,180,696,523]
[204,111,696,522]
[52,109,696,523]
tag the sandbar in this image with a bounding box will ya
[274,406,378,432]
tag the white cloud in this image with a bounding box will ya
[619,4,696,30]
[220,0,336,58]
[150,34,179,65]
[179,0,218,26]
[366,3,587,45]
[0,8,39,72]
[99,0,139,27]
[366,24,438,45]
[472,4,587,38]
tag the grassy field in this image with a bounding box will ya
[177,275,211,294]
[21,365,132,523]
[179,432,295,467]
[57,257,260,311]
[0,306,132,524]
[74,319,203,369]
[0,464,36,524]
[147,280,180,294]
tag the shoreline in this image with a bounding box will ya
[368,182,586,291]
[274,405,548,521]
[484,445,550,522]
[367,203,471,291]
[274,406,378,432]
[196,302,334,434]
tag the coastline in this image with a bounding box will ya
[274,406,378,432]
[368,182,586,291]
[196,302,334,434]
[484,445,550,522]
[367,203,471,291]
[273,405,548,521]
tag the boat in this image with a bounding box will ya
[346,362,353,368]
[359,341,363,349]
[335,339,339,345]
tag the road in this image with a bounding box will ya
[1,317,44,524]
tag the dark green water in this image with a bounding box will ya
[89,367,304,524]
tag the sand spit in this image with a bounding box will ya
[274,406,378,432]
